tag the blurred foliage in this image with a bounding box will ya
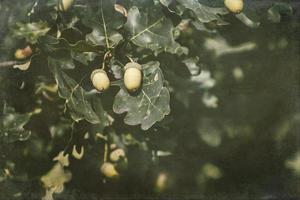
[0,0,299,199]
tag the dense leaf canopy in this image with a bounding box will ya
[0,0,299,199]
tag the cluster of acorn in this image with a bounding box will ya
[100,147,127,178]
[56,0,243,15]
[90,61,143,92]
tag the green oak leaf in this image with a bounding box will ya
[159,0,173,7]
[55,38,103,53]
[267,3,293,23]
[158,0,189,16]
[12,21,50,44]
[176,0,228,23]
[0,105,31,143]
[48,53,75,69]
[108,58,122,79]
[71,51,97,65]
[38,35,103,54]
[113,61,170,130]
[50,63,110,127]
[86,28,123,48]
[40,35,102,68]
[125,6,188,55]
[80,0,125,48]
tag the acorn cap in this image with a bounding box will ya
[90,69,107,81]
[124,62,142,71]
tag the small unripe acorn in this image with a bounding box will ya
[90,69,110,91]
[100,162,119,178]
[110,148,125,162]
[15,46,32,60]
[56,0,74,11]
[155,172,168,193]
[224,0,243,14]
[124,62,142,92]
[15,50,26,60]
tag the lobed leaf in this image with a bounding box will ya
[113,61,170,130]
[0,105,31,143]
[12,21,50,44]
[125,6,188,55]
[38,35,103,54]
[80,0,126,48]
[267,3,293,23]
[176,0,228,23]
[50,63,110,128]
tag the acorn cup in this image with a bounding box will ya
[123,62,142,92]
[100,162,119,178]
[109,148,128,171]
[110,148,126,162]
[90,69,110,92]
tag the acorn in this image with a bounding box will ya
[124,62,142,92]
[56,0,74,11]
[100,162,119,178]
[224,0,243,14]
[90,69,110,91]
[110,148,125,162]
[155,172,169,193]
[15,46,32,60]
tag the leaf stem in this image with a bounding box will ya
[126,55,134,63]
[100,0,110,49]
[103,142,108,162]
[101,51,111,70]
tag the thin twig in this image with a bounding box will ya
[0,61,19,68]
[100,0,110,49]
[63,121,76,153]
